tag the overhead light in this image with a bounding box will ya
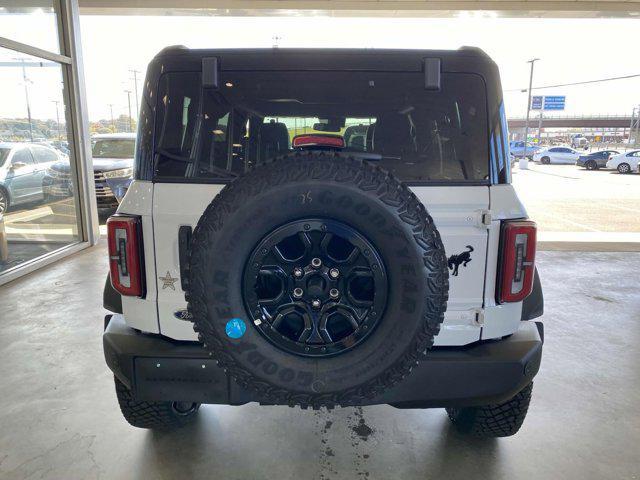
[225,82,233,88]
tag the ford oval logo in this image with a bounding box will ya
[174,309,193,321]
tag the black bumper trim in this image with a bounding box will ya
[103,314,543,408]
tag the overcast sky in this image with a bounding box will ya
[1,14,639,122]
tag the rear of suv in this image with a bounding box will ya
[103,47,543,437]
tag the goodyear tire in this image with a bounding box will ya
[446,382,533,437]
[187,152,448,408]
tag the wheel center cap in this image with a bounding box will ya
[306,275,326,297]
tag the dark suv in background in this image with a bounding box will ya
[43,133,135,210]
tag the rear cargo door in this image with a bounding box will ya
[151,183,489,345]
[411,185,489,345]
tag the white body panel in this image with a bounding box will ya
[117,181,530,346]
[115,180,159,333]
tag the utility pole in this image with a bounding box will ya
[629,105,640,146]
[16,58,34,142]
[537,110,543,143]
[124,90,133,132]
[129,69,141,117]
[51,100,61,141]
[108,103,115,132]
[521,58,540,170]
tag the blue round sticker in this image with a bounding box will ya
[225,318,247,339]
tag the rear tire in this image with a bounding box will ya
[617,163,631,174]
[114,377,200,429]
[585,160,597,170]
[445,382,533,438]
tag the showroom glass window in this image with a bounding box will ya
[0,2,83,279]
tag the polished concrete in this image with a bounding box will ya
[0,244,639,480]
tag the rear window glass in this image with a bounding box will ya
[154,70,489,183]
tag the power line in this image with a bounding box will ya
[505,73,640,92]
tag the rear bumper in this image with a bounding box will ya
[103,314,543,408]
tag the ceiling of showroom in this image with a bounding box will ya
[77,0,640,17]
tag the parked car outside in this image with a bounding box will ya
[606,150,640,174]
[509,141,541,159]
[533,146,580,164]
[0,142,66,214]
[43,133,136,209]
[576,150,619,170]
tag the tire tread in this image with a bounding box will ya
[114,377,199,429]
[446,382,533,437]
[187,152,449,408]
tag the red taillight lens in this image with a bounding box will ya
[498,220,537,303]
[107,215,144,297]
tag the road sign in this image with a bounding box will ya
[543,96,566,111]
[531,96,543,110]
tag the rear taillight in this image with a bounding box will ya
[498,220,537,303]
[107,215,145,297]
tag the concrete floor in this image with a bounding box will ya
[0,244,639,480]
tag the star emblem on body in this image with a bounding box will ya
[159,271,178,290]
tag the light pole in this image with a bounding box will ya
[521,58,540,170]
[124,90,133,132]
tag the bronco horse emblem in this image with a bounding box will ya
[448,246,474,276]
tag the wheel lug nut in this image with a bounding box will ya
[293,287,304,298]
[293,267,304,278]
[329,288,339,299]
[311,258,322,269]
[311,299,321,309]
[329,268,339,279]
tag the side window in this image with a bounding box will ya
[30,146,58,164]
[209,111,230,170]
[12,148,34,166]
[155,72,203,177]
[549,147,559,153]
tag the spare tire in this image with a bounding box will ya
[187,152,448,408]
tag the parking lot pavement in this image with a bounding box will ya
[512,163,640,234]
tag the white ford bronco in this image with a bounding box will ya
[103,46,543,437]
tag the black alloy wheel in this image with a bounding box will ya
[243,219,387,357]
